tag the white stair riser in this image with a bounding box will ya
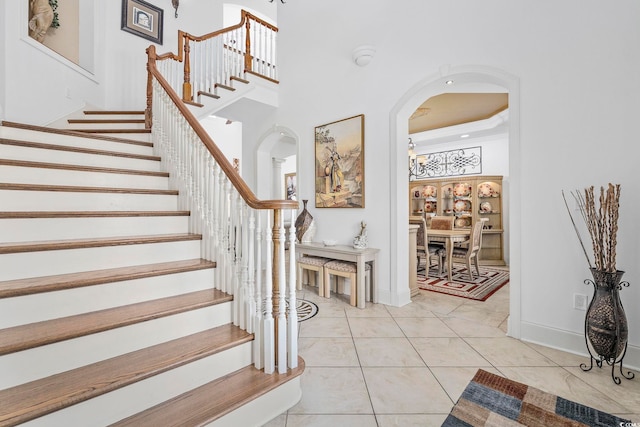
[0,268,214,328]
[91,132,151,142]
[0,215,189,243]
[67,123,146,130]
[20,342,252,427]
[0,190,178,211]
[1,144,161,171]
[0,165,170,190]
[0,239,202,280]
[0,303,237,391]
[209,378,302,427]
[0,126,153,156]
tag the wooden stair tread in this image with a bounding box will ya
[0,138,159,161]
[0,288,231,356]
[0,159,169,177]
[0,182,177,195]
[214,83,235,92]
[197,91,220,100]
[0,324,251,427]
[0,121,152,146]
[0,233,201,255]
[0,211,189,219]
[230,75,250,85]
[111,357,305,427]
[0,258,213,298]
[67,119,145,124]
[69,129,151,134]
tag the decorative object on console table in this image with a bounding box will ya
[121,0,164,44]
[314,115,365,208]
[353,221,368,249]
[563,184,633,384]
[295,199,316,243]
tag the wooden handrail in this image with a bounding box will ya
[146,45,297,212]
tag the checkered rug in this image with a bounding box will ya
[443,369,631,426]
[417,264,509,301]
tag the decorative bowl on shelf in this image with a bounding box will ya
[453,200,471,213]
[424,201,437,213]
[478,183,494,197]
[323,240,337,246]
[453,183,471,197]
[480,201,492,213]
[422,186,437,198]
[455,217,472,227]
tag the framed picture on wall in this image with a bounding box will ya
[314,114,365,208]
[121,0,163,44]
[285,173,297,200]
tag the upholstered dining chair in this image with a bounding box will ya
[429,215,455,231]
[409,216,444,278]
[443,218,489,280]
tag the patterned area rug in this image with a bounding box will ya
[443,369,631,426]
[417,265,509,301]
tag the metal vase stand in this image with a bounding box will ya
[580,268,635,384]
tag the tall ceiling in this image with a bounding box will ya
[409,93,508,135]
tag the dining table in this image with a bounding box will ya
[427,228,471,282]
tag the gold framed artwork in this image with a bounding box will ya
[121,0,163,45]
[285,173,297,200]
[314,114,365,208]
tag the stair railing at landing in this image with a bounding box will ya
[145,42,297,376]
[145,9,278,126]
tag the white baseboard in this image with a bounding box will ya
[520,321,640,371]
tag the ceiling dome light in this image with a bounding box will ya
[445,80,454,85]
[352,45,376,67]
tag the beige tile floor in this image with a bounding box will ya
[263,280,640,427]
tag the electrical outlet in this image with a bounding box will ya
[573,293,588,310]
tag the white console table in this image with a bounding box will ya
[295,242,379,308]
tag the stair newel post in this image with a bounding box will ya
[253,210,264,369]
[287,208,298,368]
[145,46,155,129]
[263,210,275,374]
[183,35,192,101]
[244,16,252,73]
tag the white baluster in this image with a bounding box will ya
[277,210,287,374]
[263,211,275,374]
[246,209,255,334]
[253,211,264,369]
[287,208,298,368]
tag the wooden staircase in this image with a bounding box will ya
[0,120,303,426]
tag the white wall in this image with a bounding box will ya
[0,1,104,125]
[269,0,640,365]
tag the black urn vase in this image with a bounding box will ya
[581,268,634,384]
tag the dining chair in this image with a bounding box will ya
[410,216,444,278]
[430,215,455,230]
[443,218,488,280]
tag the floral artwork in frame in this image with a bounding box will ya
[285,173,297,200]
[314,114,365,208]
[121,0,163,44]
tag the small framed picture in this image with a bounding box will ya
[285,173,297,200]
[121,0,163,44]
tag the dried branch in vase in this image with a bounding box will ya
[563,184,621,273]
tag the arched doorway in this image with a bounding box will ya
[390,65,522,338]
